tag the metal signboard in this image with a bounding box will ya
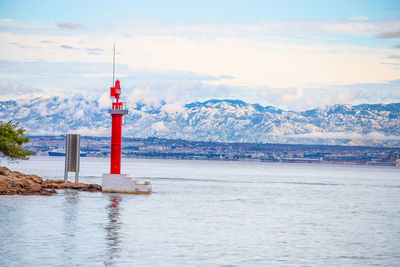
[64,134,80,182]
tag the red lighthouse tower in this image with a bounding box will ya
[102,79,152,194]
[109,79,127,174]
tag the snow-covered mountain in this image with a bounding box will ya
[1,97,399,146]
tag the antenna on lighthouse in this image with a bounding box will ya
[112,44,116,86]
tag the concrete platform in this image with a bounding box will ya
[102,174,152,194]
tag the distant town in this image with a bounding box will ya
[26,135,400,167]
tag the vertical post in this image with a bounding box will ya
[113,44,115,86]
[64,134,81,182]
[75,134,80,183]
[64,135,69,182]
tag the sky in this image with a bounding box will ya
[0,0,400,111]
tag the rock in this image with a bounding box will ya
[82,183,102,192]
[0,166,102,195]
[26,174,43,184]
[42,179,67,189]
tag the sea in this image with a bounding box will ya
[1,156,399,266]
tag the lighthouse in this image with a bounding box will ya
[109,79,127,174]
[102,79,152,194]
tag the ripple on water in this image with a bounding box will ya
[1,158,400,266]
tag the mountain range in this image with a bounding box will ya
[1,97,399,147]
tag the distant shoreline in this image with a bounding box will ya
[27,154,399,168]
[26,135,400,167]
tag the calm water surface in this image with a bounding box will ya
[1,157,400,266]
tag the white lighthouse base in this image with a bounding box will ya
[102,174,152,194]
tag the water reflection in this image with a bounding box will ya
[0,197,25,264]
[104,195,122,266]
[62,190,79,265]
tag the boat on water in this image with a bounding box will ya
[48,149,87,157]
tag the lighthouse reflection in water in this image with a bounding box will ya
[104,195,122,266]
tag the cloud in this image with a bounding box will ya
[381,62,400,69]
[97,92,111,109]
[8,42,28,49]
[86,48,104,52]
[127,87,161,107]
[376,29,400,39]
[326,88,364,104]
[60,45,105,54]
[0,83,43,100]
[388,55,400,59]
[349,16,369,21]
[60,45,78,50]
[160,102,185,113]
[259,87,317,111]
[2,18,400,110]
[86,47,104,55]
[218,75,234,79]
[257,79,400,111]
[5,17,400,39]
[59,45,105,54]
[395,44,400,48]
[57,23,84,29]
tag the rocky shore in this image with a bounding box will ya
[0,166,102,196]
